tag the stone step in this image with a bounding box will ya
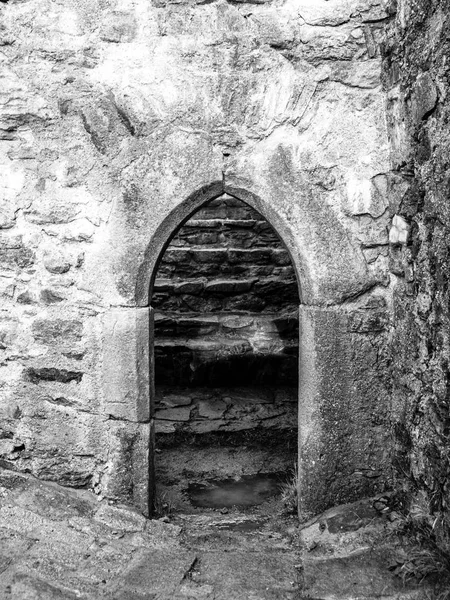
[154,311,299,339]
[155,385,297,407]
[169,219,283,249]
[156,261,294,282]
[154,336,298,353]
[152,275,299,312]
[161,247,290,264]
[301,549,430,600]
[154,271,296,291]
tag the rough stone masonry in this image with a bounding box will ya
[0,0,410,518]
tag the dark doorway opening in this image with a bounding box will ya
[151,194,299,515]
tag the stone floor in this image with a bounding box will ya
[0,469,438,599]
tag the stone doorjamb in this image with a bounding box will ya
[101,183,390,518]
[102,306,154,516]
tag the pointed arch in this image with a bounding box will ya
[135,181,304,307]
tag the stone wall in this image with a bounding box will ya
[382,0,450,543]
[0,0,394,517]
[153,195,299,436]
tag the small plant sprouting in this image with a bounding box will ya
[279,464,298,515]
[153,490,175,518]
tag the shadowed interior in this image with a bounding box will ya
[152,194,300,511]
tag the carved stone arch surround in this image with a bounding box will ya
[101,179,391,518]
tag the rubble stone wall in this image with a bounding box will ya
[0,0,394,516]
[382,0,450,540]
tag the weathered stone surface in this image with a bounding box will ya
[302,549,425,600]
[389,214,409,245]
[102,307,150,422]
[32,319,83,344]
[382,0,450,562]
[0,0,396,518]
[410,72,438,125]
[102,420,152,516]
[40,289,65,304]
[24,368,83,384]
[198,399,227,420]
[100,12,136,43]
[156,406,192,422]
[298,305,391,519]
[43,249,71,274]
[94,503,146,532]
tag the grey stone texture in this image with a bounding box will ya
[382,0,450,556]
[0,470,433,600]
[0,0,398,517]
[153,196,299,445]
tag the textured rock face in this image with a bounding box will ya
[0,0,393,515]
[382,0,450,546]
[153,195,298,439]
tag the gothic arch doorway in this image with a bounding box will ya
[103,182,389,519]
[146,189,301,516]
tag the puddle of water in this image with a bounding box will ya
[187,472,285,508]
[214,518,267,532]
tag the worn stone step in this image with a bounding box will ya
[156,260,294,282]
[169,219,284,249]
[301,548,431,600]
[161,247,290,265]
[154,337,298,353]
[152,274,299,312]
[154,312,299,339]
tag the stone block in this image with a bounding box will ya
[356,214,390,247]
[301,548,424,600]
[102,420,152,516]
[174,280,205,295]
[162,249,192,264]
[24,368,83,384]
[155,420,176,434]
[228,249,272,264]
[0,247,35,271]
[16,290,36,304]
[298,305,391,518]
[100,12,137,43]
[221,316,254,330]
[191,249,227,264]
[198,399,227,419]
[410,71,438,124]
[205,279,254,294]
[175,230,219,246]
[153,278,173,292]
[112,550,197,599]
[346,175,389,218]
[0,235,23,249]
[224,294,266,312]
[389,214,409,245]
[155,407,191,421]
[157,392,193,407]
[32,319,83,345]
[40,289,65,304]
[102,307,150,422]
[94,504,146,533]
[271,249,291,266]
[177,316,219,336]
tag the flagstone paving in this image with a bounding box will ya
[0,470,437,599]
